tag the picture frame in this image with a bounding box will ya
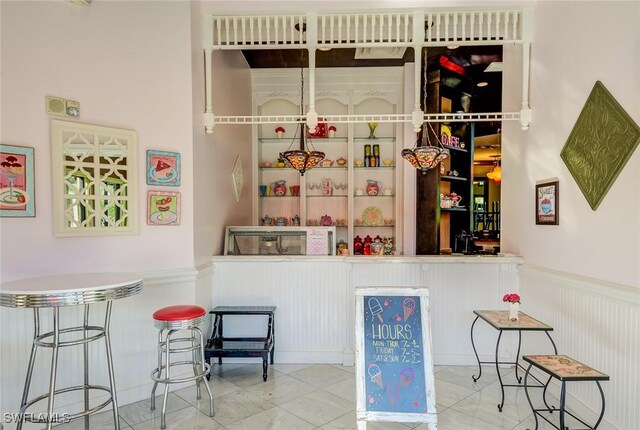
[147,190,181,226]
[0,144,35,217]
[231,155,243,202]
[536,181,559,225]
[146,150,180,187]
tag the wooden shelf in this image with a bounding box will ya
[259,137,347,143]
[312,166,348,170]
[441,175,468,182]
[443,145,468,153]
[354,137,395,142]
[353,166,395,170]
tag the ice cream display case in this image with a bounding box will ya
[224,226,337,256]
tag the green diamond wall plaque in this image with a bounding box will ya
[560,81,640,210]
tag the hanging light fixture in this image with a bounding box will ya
[280,50,325,176]
[402,48,449,174]
[486,155,502,184]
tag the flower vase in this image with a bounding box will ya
[367,122,378,139]
[509,302,519,321]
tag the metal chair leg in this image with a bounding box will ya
[192,328,202,401]
[150,328,164,411]
[196,327,214,417]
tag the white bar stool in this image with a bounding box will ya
[150,305,214,429]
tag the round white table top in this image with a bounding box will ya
[0,273,143,308]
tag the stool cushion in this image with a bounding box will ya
[153,305,206,322]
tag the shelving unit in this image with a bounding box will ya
[253,70,403,255]
[439,123,474,252]
[417,68,475,254]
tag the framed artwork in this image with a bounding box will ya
[536,181,559,225]
[146,150,180,187]
[147,191,180,226]
[231,155,244,202]
[0,144,35,217]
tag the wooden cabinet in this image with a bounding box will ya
[253,69,403,254]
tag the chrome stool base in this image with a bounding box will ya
[150,324,213,429]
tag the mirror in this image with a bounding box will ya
[51,120,138,236]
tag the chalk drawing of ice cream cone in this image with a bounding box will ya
[368,297,384,322]
[368,364,383,388]
[403,297,416,321]
[400,367,415,387]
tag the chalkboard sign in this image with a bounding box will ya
[355,287,437,429]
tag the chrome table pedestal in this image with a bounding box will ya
[0,273,143,430]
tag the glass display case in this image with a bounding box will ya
[224,226,336,256]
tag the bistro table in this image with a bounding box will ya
[523,355,609,430]
[0,273,143,430]
[470,310,558,412]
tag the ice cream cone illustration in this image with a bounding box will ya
[400,367,415,387]
[368,297,384,322]
[368,364,383,388]
[403,297,416,321]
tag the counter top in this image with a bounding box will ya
[211,254,523,264]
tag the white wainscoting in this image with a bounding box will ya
[0,268,206,430]
[211,256,523,367]
[519,264,640,430]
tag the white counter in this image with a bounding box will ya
[210,255,524,366]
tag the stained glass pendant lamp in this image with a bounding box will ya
[402,48,449,174]
[280,50,325,176]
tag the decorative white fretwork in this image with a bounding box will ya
[51,120,138,237]
[203,8,533,132]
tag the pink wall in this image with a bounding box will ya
[191,2,253,264]
[502,1,640,287]
[0,1,195,281]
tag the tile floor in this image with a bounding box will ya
[52,363,578,430]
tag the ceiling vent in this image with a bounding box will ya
[354,47,407,60]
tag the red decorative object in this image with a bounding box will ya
[502,293,521,304]
[273,180,287,196]
[353,235,363,255]
[306,118,328,138]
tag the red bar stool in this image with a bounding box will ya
[150,305,214,429]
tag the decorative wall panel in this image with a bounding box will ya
[560,81,640,210]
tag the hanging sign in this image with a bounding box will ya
[355,287,437,430]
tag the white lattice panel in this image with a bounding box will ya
[51,120,138,237]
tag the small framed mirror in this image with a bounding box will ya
[51,120,138,236]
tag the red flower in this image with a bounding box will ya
[502,293,520,303]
